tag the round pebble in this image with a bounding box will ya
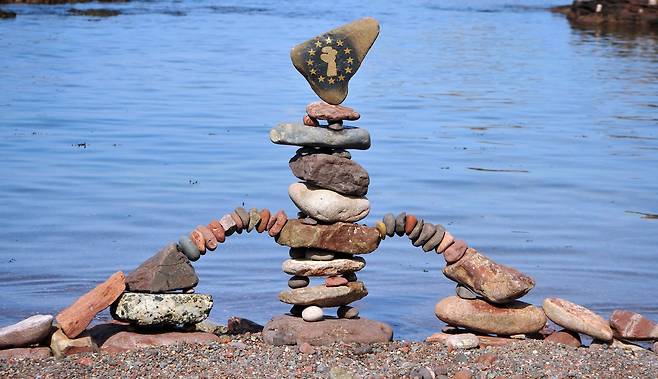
[257,209,271,233]
[208,219,226,243]
[383,213,395,237]
[422,225,445,252]
[302,306,323,322]
[305,250,335,261]
[178,235,200,262]
[288,276,310,289]
[235,207,250,229]
[337,305,359,319]
[436,231,454,253]
[189,229,207,254]
[404,214,417,235]
[375,221,387,239]
[456,284,478,300]
[412,223,436,247]
[196,225,218,250]
[408,219,424,240]
[394,212,406,236]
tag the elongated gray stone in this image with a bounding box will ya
[283,257,366,276]
[111,293,212,326]
[270,123,370,150]
[278,281,367,307]
[412,223,436,247]
[394,212,406,236]
[178,236,200,262]
[383,213,395,237]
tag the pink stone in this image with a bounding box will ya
[325,276,349,287]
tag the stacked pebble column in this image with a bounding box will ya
[271,101,372,322]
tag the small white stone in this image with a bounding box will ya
[596,3,602,12]
[301,306,324,322]
[445,333,479,350]
[649,0,656,6]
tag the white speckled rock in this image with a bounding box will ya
[288,182,369,223]
[301,306,324,322]
[111,293,212,326]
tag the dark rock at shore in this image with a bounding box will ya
[125,243,198,293]
[552,0,658,27]
[263,314,393,346]
[289,152,369,196]
[68,8,121,17]
[0,9,16,18]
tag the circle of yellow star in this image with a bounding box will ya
[345,67,352,74]
[336,40,344,47]
[325,36,332,44]
[314,40,322,48]
[344,47,352,54]
[318,76,325,82]
[308,49,315,56]
[328,78,335,84]
[338,74,345,81]
[346,57,354,64]
[310,68,317,75]
[307,59,314,66]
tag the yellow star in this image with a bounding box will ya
[325,36,332,44]
[308,49,315,56]
[310,68,317,75]
[306,59,314,66]
[314,40,322,48]
[344,47,351,54]
[336,40,344,47]
[318,76,325,82]
[328,78,335,84]
[338,74,345,81]
[345,67,352,74]
[346,57,354,64]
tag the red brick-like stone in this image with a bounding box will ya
[609,309,658,341]
[257,209,271,233]
[306,101,360,122]
[189,229,206,253]
[545,329,582,347]
[56,271,125,338]
[268,210,288,237]
[303,115,319,126]
[276,220,381,254]
[0,347,51,361]
[196,225,217,250]
[325,276,349,287]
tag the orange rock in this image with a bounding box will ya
[208,219,226,243]
[476,352,497,367]
[268,210,288,237]
[545,329,582,347]
[50,329,97,357]
[0,347,51,361]
[478,335,517,348]
[303,115,319,126]
[425,332,451,344]
[257,209,271,233]
[189,229,207,253]
[404,214,417,235]
[56,271,125,338]
[196,225,218,250]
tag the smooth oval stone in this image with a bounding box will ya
[435,296,547,335]
[305,250,335,261]
[444,239,468,264]
[282,256,366,276]
[288,182,369,223]
[394,212,406,236]
[178,236,200,262]
[436,231,454,253]
[412,223,436,247]
[325,275,349,287]
[302,306,324,322]
[257,209,271,233]
[383,213,395,237]
[455,284,478,300]
[189,229,207,254]
[235,207,250,229]
[306,101,360,122]
[408,219,424,240]
[446,333,479,350]
[542,298,613,341]
[422,226,445,252]
[278,281,368,307]
[270,123,371,150]
[337,305,359,319]
[111,293,213,326]
[0,315,53,349]
[276,220,381,254]
[289,152,369,196]
[288,276,310,289]
[443,248,535,303]
[545,329,582,348]
[375,221,387,239]
[404,214,417,235]
[247,208,261,232]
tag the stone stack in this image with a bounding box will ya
[271,102,376,322]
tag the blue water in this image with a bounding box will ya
[0,1,657,341]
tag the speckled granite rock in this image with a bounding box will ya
[111,293,212,326]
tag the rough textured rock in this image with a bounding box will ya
[276,220,381,254]
[443,248,535,303]
[111,293,213,326]
[270,123,371,150]
[227,317,264,334]
[290,17,380,105]
[0,347,51,360]
[50,329,97,358]
[263,315,392,346]
[306,101,360,122]
[542,298,613,342]
[247,208,261,232]
[288,182,369,223]
[278,281,367,307]
[126,243,198,293]
[545,329,582,347]
[282,257,366,276]
[218,214,237,236]
[56,271,126,338]
[609,309,658,340]
[0,314,53,349]
[100,331,221,354]
[289,153,369,196]
[435,296,547,335]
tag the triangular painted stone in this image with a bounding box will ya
[291,17,380,105]
[125,243,198,293]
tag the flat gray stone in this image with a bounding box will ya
[111,293,212,326]
[383,213,395,237]
[455,284,478,300]
[278,281,367,307]
[422,226,445,252]
[412,223,436,247]
[270,123,371,150]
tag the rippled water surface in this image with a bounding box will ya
[1,0,657,340]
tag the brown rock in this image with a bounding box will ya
[208,219,226,243]
[443,248,535,303]
[303,114,319,126]
[306,101,360,122]
[0,347,51,361]
[298,341,315,354]
[219,214,237,236]
[235,207,250,228]
[452,369,473,379]
[257,209,271,233]
[478,335,517,348]
[476,353,497,367]
[404,214,417,235]
[189,229,206,253]
[325,275,348,287]
[100,330,220,354]
[408,219,424,240]
[436,231,454,253]
[263,314,392,346]
[277,219,380,254]
[0,314,53,349]
[196,225,217,250]
[609,309,658,340]
[227,317,264,334]
[289,152,369,196]
[125,243,198,293]
[278,281,367,307]
[435,296,547,335]
[268,210,288,237]
[545,329,582,347]
[542,298,613,342]
[266,211,278,230]
[50,329,97,358]
[56,271,125,338]
[230,211,244,230]
[425,332,451,344]
[444,239,467,264]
